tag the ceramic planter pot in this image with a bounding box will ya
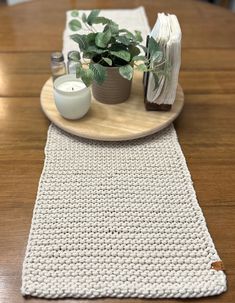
[92,66,132,104]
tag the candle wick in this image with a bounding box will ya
[72,87,74,91]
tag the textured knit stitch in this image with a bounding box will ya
[22,125,226,299]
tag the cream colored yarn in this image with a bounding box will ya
[22,125,226,298]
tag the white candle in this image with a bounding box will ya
[53,75,91,120]
[57,81,86,92]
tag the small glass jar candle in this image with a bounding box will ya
[53,74,91,120]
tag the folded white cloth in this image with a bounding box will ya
[147,13,182,105]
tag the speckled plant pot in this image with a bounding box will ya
[92,66,132,104]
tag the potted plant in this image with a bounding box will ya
[69,9,168,104]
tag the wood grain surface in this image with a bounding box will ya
[40,74,184,141]
[0,0,234,302]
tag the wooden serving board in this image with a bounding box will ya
[40,71,184,141]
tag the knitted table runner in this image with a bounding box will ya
[21,8,226,299]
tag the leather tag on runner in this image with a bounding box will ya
[211,261,225,271]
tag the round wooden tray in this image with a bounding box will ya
[40,72,184,141]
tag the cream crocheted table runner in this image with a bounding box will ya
[22,8,226,299]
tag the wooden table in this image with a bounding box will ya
[0,0,234,302]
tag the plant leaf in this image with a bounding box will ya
[102,57,112,66]
[82,13,87,23]
[148,36,160,57]
[118,29,135,40]
[86,33,97,43]
[116,35,131,46]
[76,64,82,78]
[95,30,112,48]
[81,68,94,87]
[87,9,100,25]
[86,45,107,54]
[70,34,87,51]
[92,16,112,25]
[135,30,143,42]
[136,63,148,72]
[105,22,119,34]
[83,52,92,59]
[69,19,82,31]
[109,43,128,52]
[68,51,81,62]
[132,55,146,62]
[110,50,130,62]
[89,63,107,84]
[151,51,163,62]
[119,65,133,80]
[128,45,140,58]
[71,10,79,17]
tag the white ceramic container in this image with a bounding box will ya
[53,74,91,120]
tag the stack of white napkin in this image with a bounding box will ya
[146,13,182,105]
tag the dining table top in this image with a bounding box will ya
[0,0,235,302]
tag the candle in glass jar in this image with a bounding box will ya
[53,75,91,120]
[57,80,86,92]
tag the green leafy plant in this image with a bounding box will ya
[69,9,170,87]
